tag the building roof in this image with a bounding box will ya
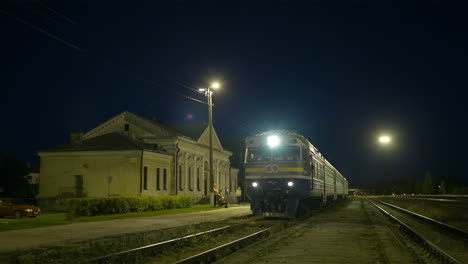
[41,132,168,155]
[172,123,208,141]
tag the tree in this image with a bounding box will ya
[439,178,447,194]
[0,156,30,197]
[422,171,434,194]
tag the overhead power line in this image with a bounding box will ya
[176,92,208,105]
[0,9,82,52]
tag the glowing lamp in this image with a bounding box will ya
[267,135,280,147]
[379,136,391,144]
[211,82,220,89]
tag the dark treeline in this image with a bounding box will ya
[352,171,468,195]
[0,156,38,199]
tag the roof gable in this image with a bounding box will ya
[198,126,223,150]
[84,111,181,140]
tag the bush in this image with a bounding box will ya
[66,196,193,219]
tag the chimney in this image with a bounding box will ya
[70,132,84,146]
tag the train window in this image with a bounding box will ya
[272,147,300,161]
[302,148,308,160]
[247,148,271,161]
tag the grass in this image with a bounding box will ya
[0,204,219,232]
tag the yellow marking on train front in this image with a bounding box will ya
[280,167,304,172]
[245,167,304,173]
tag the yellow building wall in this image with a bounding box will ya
[38,151,142,198]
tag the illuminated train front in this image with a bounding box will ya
[245,130,348,218]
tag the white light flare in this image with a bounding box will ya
[267,135,280,147]
[379,136,391,144]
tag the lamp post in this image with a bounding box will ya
[199,82,220,207]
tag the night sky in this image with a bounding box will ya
[1,1,467,185]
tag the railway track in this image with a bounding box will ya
[369,199,468,264]
[171,228,270,264]
[88,221,274,264]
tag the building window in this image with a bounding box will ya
[189,167,193,191]
[163,168,167,190]
[197,168,200,191]
[156,168,160,190]
[178,165,183,191]
[143,166,148,190]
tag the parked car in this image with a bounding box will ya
[0,198,41,218]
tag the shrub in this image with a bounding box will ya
[66,196,193,219]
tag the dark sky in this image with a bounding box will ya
[1,1,467,185]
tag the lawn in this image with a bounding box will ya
[0,204,218,232]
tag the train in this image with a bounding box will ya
[245,130,348,218]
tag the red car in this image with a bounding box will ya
[0,198,41,218]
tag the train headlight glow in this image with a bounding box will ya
[267,135,280,147]
[252,182,258,187]
[287,181,294,187]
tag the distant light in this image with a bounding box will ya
[267,135,280,147]
[287,181,294,187]
[379,136,391,144]
[199,88,206,92]
[211,82,220,89]
[252,182,258,187]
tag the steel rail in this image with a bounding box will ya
[376,200,468,239]
[368,199,464,264]
[88,224,240,263]
[171,227,271,264]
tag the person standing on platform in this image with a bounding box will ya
[236,187,242,205]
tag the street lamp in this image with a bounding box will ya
[199,82,221,207]
[378,135,391,145]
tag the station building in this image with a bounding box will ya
[37,111,238,210]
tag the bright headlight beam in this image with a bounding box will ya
[267,135,280,147]
[379,136,391,144]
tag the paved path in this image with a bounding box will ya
[0,206,251,254]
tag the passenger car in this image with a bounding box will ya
[0,198,41,218]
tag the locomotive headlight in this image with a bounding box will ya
[252,182,258,187]
[267,135,280,147]
[287,181,294,187]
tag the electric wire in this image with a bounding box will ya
[0,9,82,52]
[2,4,257,137]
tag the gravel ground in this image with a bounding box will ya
[0,205,251,254]
[217,199,415,264]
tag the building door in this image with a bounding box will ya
[75,175,83,197]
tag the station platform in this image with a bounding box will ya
[0,205,251,254]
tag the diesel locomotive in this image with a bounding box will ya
[245,130,348,218]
